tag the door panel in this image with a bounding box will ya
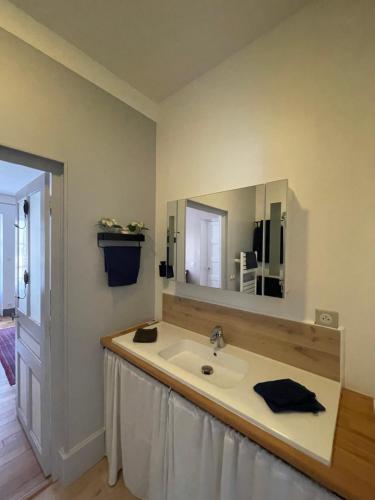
[207,219,221,288]
[19,325,40,357]
[31,373,42,447]
[15,173,51,475]
[18,355,28,423]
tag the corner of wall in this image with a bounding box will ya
[57,427,105,485]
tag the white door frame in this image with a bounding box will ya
[0,144,65,480]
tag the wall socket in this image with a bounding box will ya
[315,309,339,328]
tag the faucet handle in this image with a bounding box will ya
[210,325,223,340]
[210,325,225,348]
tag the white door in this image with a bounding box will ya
[200,218,221,288]
[15,173,51,475]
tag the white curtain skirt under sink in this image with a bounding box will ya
[104,350,339,500]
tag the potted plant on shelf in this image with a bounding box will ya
[96,218,149,234]
[125,221,149,234]
[96,218,126,233]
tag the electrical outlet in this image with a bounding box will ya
[315,309,339,328]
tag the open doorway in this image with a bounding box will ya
[185,201,227,288]
[0,148,63,499]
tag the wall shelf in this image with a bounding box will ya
[97,232,145,247]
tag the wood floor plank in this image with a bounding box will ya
[15,475,52,500]
[0,431,30,468]
[0,317,15,330]
[33,459,138,500]
[9,473,51,500]
[0,419,22,442]
[0,407,17,426]
[0,448,42,490]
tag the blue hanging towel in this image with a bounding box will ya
[103,246,141,286]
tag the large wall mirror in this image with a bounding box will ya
[165,179,287,298]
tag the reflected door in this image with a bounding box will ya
[15,173,51,475]
[200,219,221,288]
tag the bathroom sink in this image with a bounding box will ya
[158,339,247,388]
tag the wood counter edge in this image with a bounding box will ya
[101,324,374,500]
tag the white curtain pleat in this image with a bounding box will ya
[105,351,339,500]
[120,360,169,500]
[220,427,259,499]
[104,350,169,500]
[167,392,227,500]
[221,429,339,500]
[104,350,122,486]
[168,392,339,500]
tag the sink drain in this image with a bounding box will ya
[201,365,214,375]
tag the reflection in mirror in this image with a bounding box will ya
[184,184,264,294]
[264,180,287,298]
[165,201,177,279]
[164,180,287,299]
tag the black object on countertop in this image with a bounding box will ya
[103,246,141,286]
[133,327,158,343]
[253,378,326,414]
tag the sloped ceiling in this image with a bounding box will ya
[10,0,311,102]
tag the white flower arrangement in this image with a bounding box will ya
[96,218,126,233]
[126,221,149,233]
[96,218,149,234]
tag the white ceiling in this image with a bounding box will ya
[10,0,311,102]
[0,160,43,196]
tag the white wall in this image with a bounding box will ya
[0,27,156,477]
[0,195,16,314]
[156,0,375,397]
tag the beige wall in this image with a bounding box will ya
[156,0,375,397]
[0,26,156,465]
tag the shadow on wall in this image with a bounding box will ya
[286,189,309,321]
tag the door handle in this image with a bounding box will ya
[16,270,29,300]
[24,270,30,285]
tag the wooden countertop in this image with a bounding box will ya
[101,324,375,500]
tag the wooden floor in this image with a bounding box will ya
[0,318,51,500]
[0,316,15,330]
[33,459,137,500]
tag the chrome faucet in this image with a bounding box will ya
[210,325,225,350]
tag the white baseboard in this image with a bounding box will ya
[58,427,105,485]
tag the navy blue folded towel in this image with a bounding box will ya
[253,379,326,414]
[103,246,141,286]
[133,327,158,343]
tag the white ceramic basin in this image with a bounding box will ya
[158,339,248,388]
